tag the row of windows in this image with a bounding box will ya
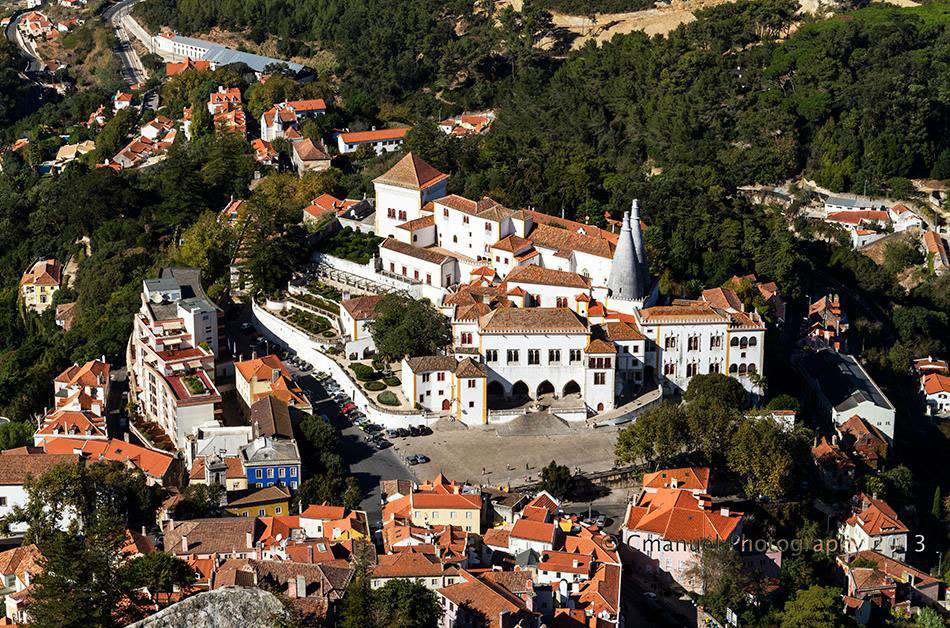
[386,208,408,220]
[485,349,583,365]
[254,467,298,479]
[442,208,494,233]
[421,372,447,383]
[665,362,724,377]
[729,363,758,375]
[388,263,436,285]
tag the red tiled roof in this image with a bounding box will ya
[45,438,175,479]
[373,152,446,190]
[642,467,710,492]
[923,373,950,395]
[235,355,290,382]
[21,259,62,286]
[623,488,742,543]
[0,452,79,484]
[341,127,410,144]
[505,265,590,289]
[510,518,555,543]
[301,504,346,521]
[847,493,908,537]
[372,552,445,578]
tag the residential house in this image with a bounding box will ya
[838,550,947,623]
[840,493,909,561]
[55,302,77,330]
[226,485,292,518]
[436,569,541,628]
[113,90,133,112]
[0,544,43,625]
[336,127,410,155]
[373,153,449,238]
[888,203,925,231]
[207,86,241,114]
[806,294,848,351]
[0,452,79,534]
[339,294,385,359]
[299,504,370,542]
[291,138,331,175]
[249,396,294,440]
[836,415,889,469]
[370,553,460,590]
[240,436,302,491]
[259,99,326,142]
[52,358,110,418]
[509,518,557,555]
[251,138,277,165]
[799,350,896,440]
[235,355,310,417]
[186,423,253,468]
[165,57,210,76]
[923,231,949,275]
[164,517,259,561]
[19,259,61,313]
[622,488,744,593]
[811,436,855,493]
[33,409,106,447]
[189,454,247,492]
[922,373,950,417]
[40,437,181,487]
[437,112,495,137]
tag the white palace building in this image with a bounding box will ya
[357,154,766,424]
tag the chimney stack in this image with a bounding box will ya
[296,575,306,598]
[720,507,730,517]
[246,531,254,548]
[181,535,189,553]
[287,577,298,599]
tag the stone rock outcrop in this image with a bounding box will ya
[127,586,288,628]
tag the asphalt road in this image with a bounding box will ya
[103,0,148,84]
[5,11,43,73]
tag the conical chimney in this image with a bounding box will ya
[630,199,650,289]
[606,207,643,301]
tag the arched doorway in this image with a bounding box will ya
[537,380,555,397]
[441,398,451,411]
[487,381,505,398]
[562,380,581,396]
[511,381,529,399]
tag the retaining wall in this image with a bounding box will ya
[252,301,432,429]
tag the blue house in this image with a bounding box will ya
[240,436,302,490]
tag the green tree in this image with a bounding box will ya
[174,483,224,519]
[170,210,237,284]
[366,292,452,364]
[0,421,34,450]
[883,241,923,276]
[916,607,944,628]
[685,542,748,621]
[124,551,197,594]
[726,419,807,499]
[539,461,573,499]
[933,486,943,520]
[686,401,739,467]
[779,585,845,628]
[615,402,689,470]
[765,394,800,412]
[684,373,748,409]
[340,576,442,628]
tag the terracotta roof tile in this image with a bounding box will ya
[381,238,451,265]
[373,152,445,190]
[479,308,588,333]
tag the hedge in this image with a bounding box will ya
[383,377,400,387]
[321,330,336,338]
[364,381,386,391]
[377,391,399,406]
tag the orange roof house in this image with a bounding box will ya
[373,152,448,191]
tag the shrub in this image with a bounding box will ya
[377,391,399,406]
[321,330,335,338]
[364,381,386,391]
[351,363,378,381]
[384,377,400,387]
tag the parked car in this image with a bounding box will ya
[414,425,432,436]
[239,322,253,332]
[408,426,421,437]
[364,423,382,434]
[341,403,357,413]
[299,363,312,372]
[407,454,430,465]
[374,439,392,450]
[396,427,410,438]
[386,429,400,439]
[593,514,607,527]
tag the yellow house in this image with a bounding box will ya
[409,492,483,533]
[20,259,62,313]
[234,355,311,415]
[225,485,291,518]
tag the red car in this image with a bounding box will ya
[341,403,357,413]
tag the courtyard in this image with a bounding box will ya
[386,413,620,488]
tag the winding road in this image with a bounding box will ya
[4,8,44,74]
